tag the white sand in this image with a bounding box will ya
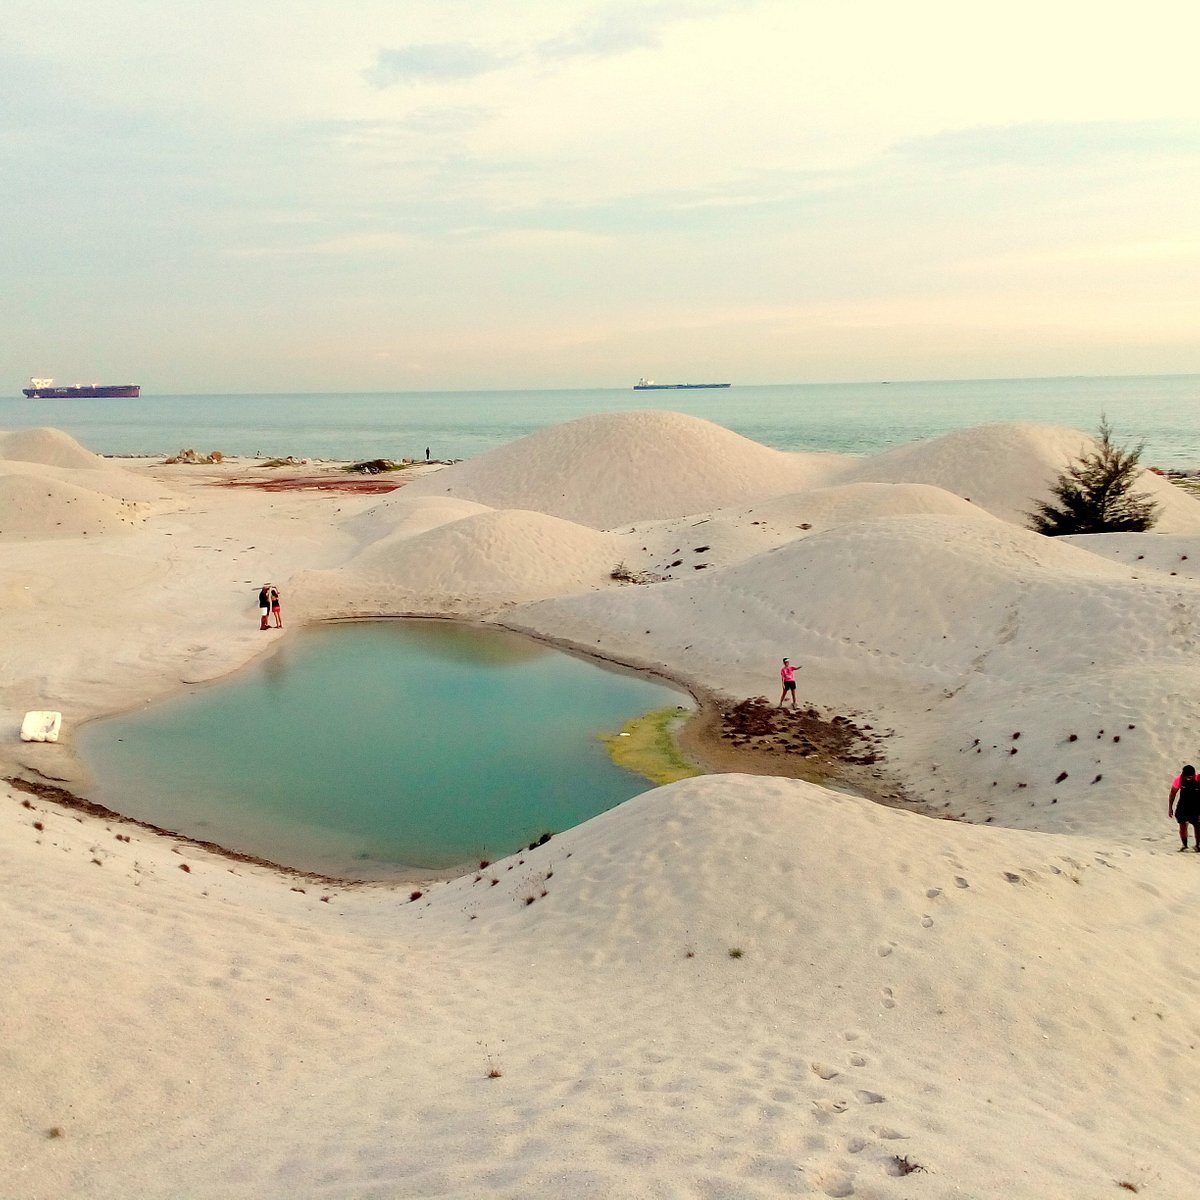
[4,417,1199,1199]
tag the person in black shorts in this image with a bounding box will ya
[779,657,798,709]
[1168,764,1200,851]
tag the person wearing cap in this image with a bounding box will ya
[1168,764,1200,851]
[779,657,798,709]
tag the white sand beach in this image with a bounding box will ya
[4,414,1200,1199]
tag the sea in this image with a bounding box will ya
[2,374,1198,468]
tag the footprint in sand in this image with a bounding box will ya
[846,1135,868,1154]
[954,876,970,888]
[881,987,896,1009]
[855,1089,885,1105]
[921,915,934,928]
[877,943,894,957]
[848,1053,868,1067]
[925,887,942,899]
[812,1098,850,1119]
[811,1063,841,1080]
[818,1172,855,1198]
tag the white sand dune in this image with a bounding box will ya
[5,415,1200,1199]
[346,492,495,544]
[4,774,1195,1199]
[839,420,1200,532]
[620,482,984,574]
[0,426,115,470]
[401,409,847,528]
[1061,529,1200,580]
[0,473,145,540]
[300,508,629,614]
[514,511,1200,836]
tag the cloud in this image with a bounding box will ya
[367,42,512,88]
[536,2,739,61]
[894,119,1200,169]
[537,7,675,59]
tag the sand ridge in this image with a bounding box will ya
[4,415,1200,1198]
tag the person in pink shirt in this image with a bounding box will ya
[779,657,798,709]
[1168,764,1200,851]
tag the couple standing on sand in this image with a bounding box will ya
[1169,766,1200,851]
[258,584,282,631]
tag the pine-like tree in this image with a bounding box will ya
[1028,417,1159,536]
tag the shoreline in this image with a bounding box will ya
[8,621,910,885]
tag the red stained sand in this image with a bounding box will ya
[216,476,402,493]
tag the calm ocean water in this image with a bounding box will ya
[2,375,1198,467]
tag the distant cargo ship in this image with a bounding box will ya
[23,377,140,399]
[633,378,730,390]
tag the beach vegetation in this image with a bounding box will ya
[600,708,703,786]
[728,947,744,958]
[344,458,407,474]
[480,1043,503,1079]
[1028,417,1159,535]
[610,561,660,584]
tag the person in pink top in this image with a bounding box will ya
[1168,764,1200,851]
[779,657,798,709]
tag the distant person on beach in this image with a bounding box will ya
[1168,764,1200,851]
[425,447,430,461]
[269,586,282,629]
[779,657,798,709]
[258,584,271,631]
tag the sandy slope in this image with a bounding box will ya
[4,417,1200,1199]
[399,409,847,528]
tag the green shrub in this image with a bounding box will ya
[1028,417,1159,536]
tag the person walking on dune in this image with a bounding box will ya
[1169,764,1200,851]
[779,657,799,709]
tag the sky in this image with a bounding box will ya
[3,0,1199,393]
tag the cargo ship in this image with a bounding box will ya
[22,377,140,399]
[634,378,730,390]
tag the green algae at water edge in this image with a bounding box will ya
[601,707,704,786]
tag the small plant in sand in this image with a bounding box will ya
[1028,417,1159,536]
[480,1043,503,1079]
[728,947,744,959]
[610,561,659,584]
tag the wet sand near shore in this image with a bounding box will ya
[678,691,922,812]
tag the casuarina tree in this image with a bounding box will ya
[1027,417,1159,536]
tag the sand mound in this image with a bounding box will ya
[5,771,1196,1199]
[840,421,1200,532]
[401,410,847,529]
[523,512,1138,686]
[346,493,494,544]
[511,512,1197,835]
[301,509,628,614]
[0,473,144,540]
[1060,530,1200,579]
[0,427,110,470]
[624,482,986,574]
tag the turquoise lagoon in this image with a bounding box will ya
[75,621,690,878]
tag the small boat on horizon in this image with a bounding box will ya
[633,378,730,390]
[22,377,141,399]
